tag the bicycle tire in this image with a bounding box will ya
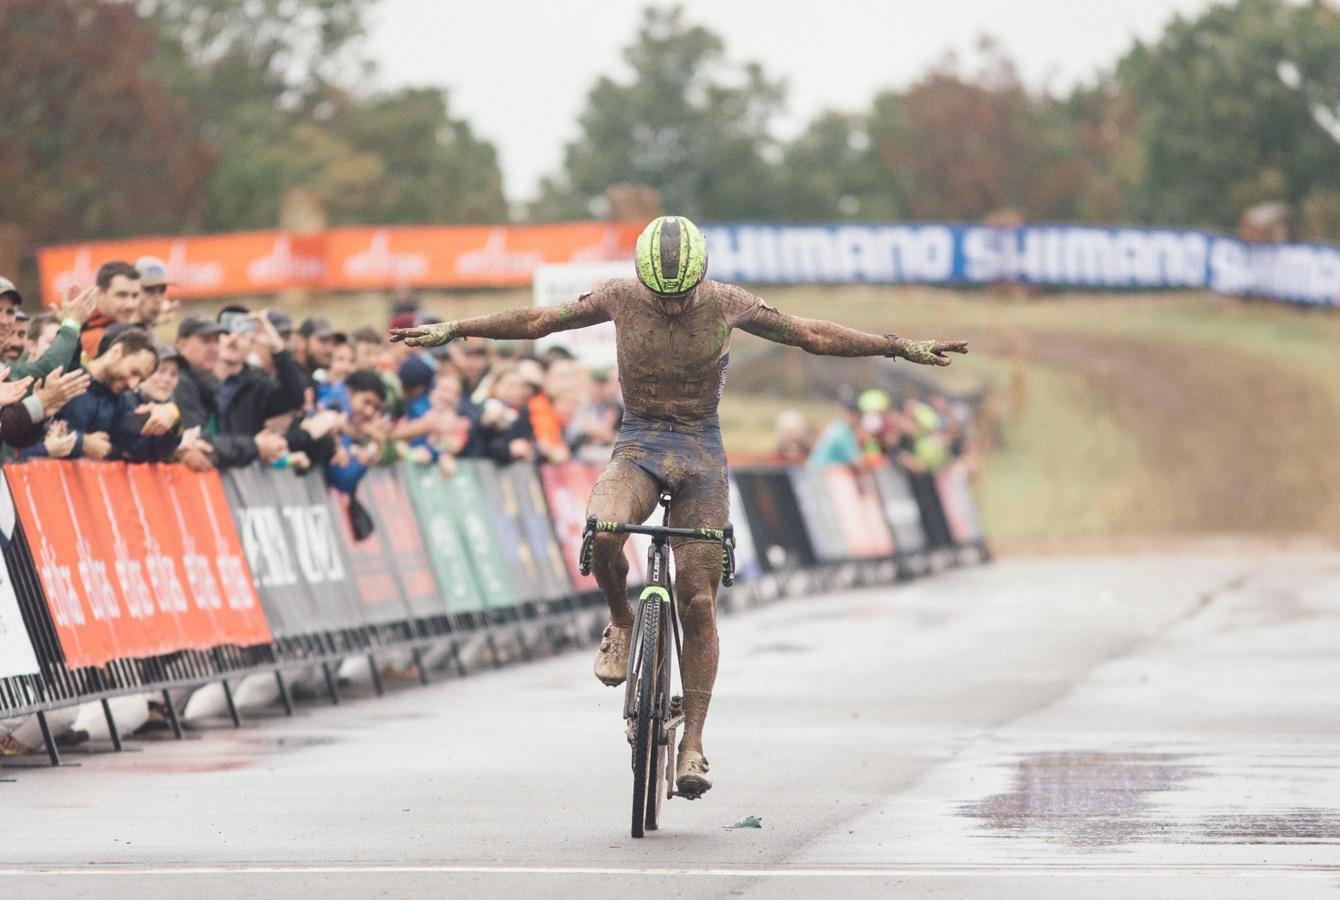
[644,619,669,832]
[630,596,660,839]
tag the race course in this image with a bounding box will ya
[4,549,1339,899]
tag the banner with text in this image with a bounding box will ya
[223,467,364,638]
[701,224,1340,307]
[3,461,269,668]
[38,222,641,303]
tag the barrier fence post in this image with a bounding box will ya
[274,671,295,717]
[160,690,183,739]
[36,711,61,766]
[99,699,123,752]
[411,647,430,685]
[367,654,385,697]
[221,680,242,728]
[321,662,341,705]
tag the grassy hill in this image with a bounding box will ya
[373,284,1340,551]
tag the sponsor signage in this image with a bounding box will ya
[38,223,641,303]
[702,224,1340,306]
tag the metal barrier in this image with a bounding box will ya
[0,456,987,767]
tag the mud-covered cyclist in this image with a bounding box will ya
[390,216,967,799]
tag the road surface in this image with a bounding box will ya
[3,550,1339,898]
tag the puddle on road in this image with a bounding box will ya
[960,751,1340,850]
[1200,811,1340,845]
[960,751,1201,847]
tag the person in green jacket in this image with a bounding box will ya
[0,279,97,381]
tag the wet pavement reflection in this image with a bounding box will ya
[962,749,1340,851]
[963,751,1201,848]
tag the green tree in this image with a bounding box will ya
[775,112,900,221]
[144,0,507,229]
[1113,0,1340,232]
[532,6,785,221]
[0,0,213,245]
[331,88,507,224]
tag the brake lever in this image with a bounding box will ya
[579,516,597,576]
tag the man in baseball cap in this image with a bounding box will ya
[296,315,337,375]
[134,256,178,329]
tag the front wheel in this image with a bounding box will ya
[630,597,660,838]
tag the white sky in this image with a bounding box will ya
[366,0,1219,205]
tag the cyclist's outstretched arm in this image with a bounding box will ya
[389,292,610,347]
[739,303,968,366]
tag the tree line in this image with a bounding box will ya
[4,0,1340,256]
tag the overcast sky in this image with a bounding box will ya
[366,0,1219,205]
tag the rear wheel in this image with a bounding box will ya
[630,598,660,838]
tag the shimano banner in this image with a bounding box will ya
[701,224,1340,306]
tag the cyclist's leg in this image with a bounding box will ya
[588,457,661,627]
[667,458,729,759]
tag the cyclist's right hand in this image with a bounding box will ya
[389,321,461,348]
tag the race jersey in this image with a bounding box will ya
[562,278,764,426]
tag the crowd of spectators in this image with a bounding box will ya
[0,260,628,507]
[777,387,981,550]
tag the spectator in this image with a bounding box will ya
[774,410,813,464]
[173,315,287,468]
[80,261,143,360]
[251,308,293,377]
[4,310,27,362]
[351,326,385,371]
[0,278,93,383]
[213,307,305,444]
[21,312,59,364]
[452,340,491,409]
[134,344,212,470]
[566,367,623,463]
[47,328,174,461]
[351,325,403,415]
[316,335,356,414]
[419,370,469,468]
[397,356,433,419]
[469,363,539,465]
[807,398,864,469]
[296,316,338,377]
[133,256,179,330]
[325,369,386,494]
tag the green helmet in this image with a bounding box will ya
[634,215,709,297]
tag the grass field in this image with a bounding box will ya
[395,285,1339,551]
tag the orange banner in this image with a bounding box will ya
[3,461,269,668]
[36,222,641,304]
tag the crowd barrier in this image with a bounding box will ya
[0,456,987,765]
[37,220,1340,306]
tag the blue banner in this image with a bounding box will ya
[701,223,1340,307]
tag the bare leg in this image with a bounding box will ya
[669,541,721,755]
[587,459,660,628]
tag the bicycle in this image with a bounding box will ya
[580,494,735,838]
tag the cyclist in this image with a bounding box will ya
[391,215,967,798]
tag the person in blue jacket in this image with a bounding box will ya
[41,327,179,462]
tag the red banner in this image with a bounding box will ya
[3,461,269,667]
[36,222,641,303]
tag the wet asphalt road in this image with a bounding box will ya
[3,551,1339,899]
